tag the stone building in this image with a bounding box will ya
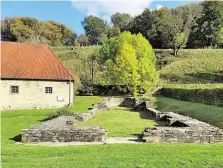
[0,42,74,111]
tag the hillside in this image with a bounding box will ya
[53,46,223,85]
[159,49,223,83]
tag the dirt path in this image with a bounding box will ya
[24,137,143,146]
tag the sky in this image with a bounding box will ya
[1,0,199,35]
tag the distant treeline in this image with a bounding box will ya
[80,0,223,56]
[1,17,77,46]
[1,1,223,53]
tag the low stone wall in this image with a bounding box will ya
[143,126,223,143]
[22,116,107,143]
[142,108,223,143]
[21,100,109,143]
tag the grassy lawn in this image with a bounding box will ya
[78,106,163,137]
[156,96,223,129]
[2,96,223,168]
[68,96,102,113]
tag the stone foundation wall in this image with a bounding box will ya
[142,108,223,143]
[21,96,223,143]
[103,97,223,143]
[22,116,107,143]
[143,127,223,143]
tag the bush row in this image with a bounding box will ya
[77,85,131,96]
[161,87,223,107]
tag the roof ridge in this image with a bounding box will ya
[0,41,46,46]
[46,45,74,81]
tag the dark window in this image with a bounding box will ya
[45,87,52,94]
[11,86,19,94]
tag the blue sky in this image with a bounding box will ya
[1,1,198,35]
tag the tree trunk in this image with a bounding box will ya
[173,47,178,57]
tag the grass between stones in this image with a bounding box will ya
[157,96,223,129]
[1,96,223,168]
[78,106,164,137]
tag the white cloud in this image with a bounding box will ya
[71,0,153,20]
[156,4,163,10]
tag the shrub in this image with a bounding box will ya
[161,84,223,106]
[47,108,75,120]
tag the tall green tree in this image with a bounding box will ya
[188,1,223,48]
[107,27,121,38]
[78,34,89,46]
[128,8,168,48]
[100,32,159,97]
[161,3,202,56]
[82,16,107,45]
[10,19,34,42]
[111,13,132,31]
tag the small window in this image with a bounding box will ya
[11,86,19,94]
[45,87,52,94]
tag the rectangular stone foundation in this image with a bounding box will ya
[22,116,107,143]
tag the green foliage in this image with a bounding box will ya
[82,15,108,45]
[100,32,159,96]
[47,107,75,120]
[188,1,223,48]
[10,19,34,42]
[53,46,102,93]
[97,33,108,45]
[1,17,77,46]
[78,34,89,46]
[157,96,223,128]
[107,27,121,38]
[216,27,223,47]
[161,3,202,56]
[161,84,223,107]
[111,12,132,31]
[129,8,167,48]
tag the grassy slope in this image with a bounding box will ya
[159,49,223,83]
[53,47,223,84]
[156,96,223,129]
[78,106,162,137]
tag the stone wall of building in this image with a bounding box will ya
[22,116,107,143]
[0,80,74,111]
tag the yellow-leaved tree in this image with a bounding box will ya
[100,32,159,97]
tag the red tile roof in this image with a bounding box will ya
[1,42,74,81]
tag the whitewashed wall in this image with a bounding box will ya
[0,80,74,111]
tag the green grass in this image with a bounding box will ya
[156,96,223,129]
[78,106,163,137]
[68,96,102,113]
[2,96,223,168]
[3,144,223,168]
[159,49,223,83]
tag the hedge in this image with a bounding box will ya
[161,87,223,107]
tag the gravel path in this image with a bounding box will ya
[25,137,143,146]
